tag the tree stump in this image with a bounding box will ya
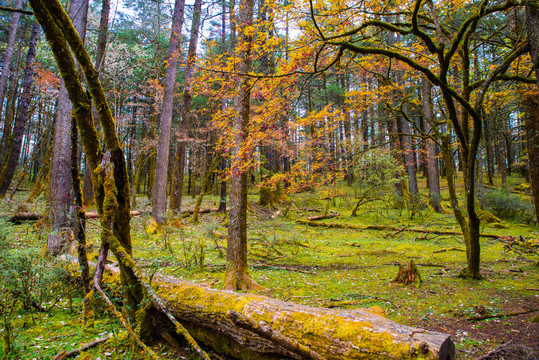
[392,260,422,285]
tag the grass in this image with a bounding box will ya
[0,174,538,359]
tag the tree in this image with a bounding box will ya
[422,78,441,212]
[525,1,539,223]
[169,0,203,213]
[306,0,530,279]
[152,0,185,224]
[82,0,111,206]
[0,22,40,196]
[0,0,23,121]
[223,0,263,291]
[47,0,89,254]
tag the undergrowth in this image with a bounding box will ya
[0,175,538,359]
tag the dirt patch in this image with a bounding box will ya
[419,295,539,359]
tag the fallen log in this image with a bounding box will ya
[180,207,216,214]
[307,211,340,221]
[8,212,42,223]
[84,210,145,218]
[104,266,455,360]
[296,220,500,239]
[7,210,146,222]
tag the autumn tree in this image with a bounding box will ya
[306,0,531,279]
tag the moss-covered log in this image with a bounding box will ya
[104,266,454,360]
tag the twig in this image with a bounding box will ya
[52,334,112,359]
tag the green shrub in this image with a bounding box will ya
[481,189,535,223]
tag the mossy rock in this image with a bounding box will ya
[477,209,502,225]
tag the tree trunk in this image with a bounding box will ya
[224,0,261,291]
[399,109,418,195]
[526,3,539,223]
[169,0,202,213]
[152,0,185,223]
[105,266,455,360]
[421,79,441,212]
[0,37,24,172]
[217,0,229,213]
[0,22,40,197]
[0,0,23,120]
[48,0,88,240]
[524,96,539,224]
[82,0,110,205]
[526,3,539,93]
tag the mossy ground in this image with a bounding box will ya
[0,175,538,359]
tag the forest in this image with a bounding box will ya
[0,0,538,358]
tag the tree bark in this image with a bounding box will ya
[169,0,202,213]
[152,0,185,223]
[224,0,261,291]
[0,0,23,120]
[0,22,40,197]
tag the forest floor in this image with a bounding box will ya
[0,176,538,359]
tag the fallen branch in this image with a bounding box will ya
[7,210,146,222]
[467,308,538,322]
[432,247,466,254]
[296,220,500,238]
[52,334,112,360]
[252,261,317,274]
